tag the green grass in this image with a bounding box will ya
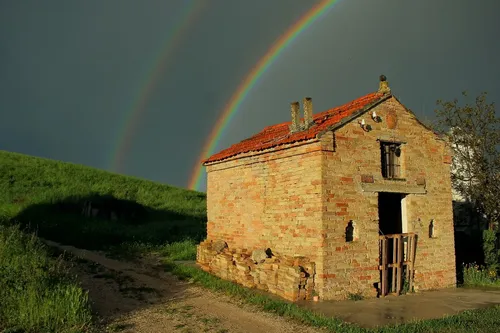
[0,224,93,333]
[0,150,205,332]
[0,150,207,250]
[108,239,197,261]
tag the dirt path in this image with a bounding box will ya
[44,240,324,333]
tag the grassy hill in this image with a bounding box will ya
[0,150,207,332]
[0,150,207,250]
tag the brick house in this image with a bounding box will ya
[197,76,457,301]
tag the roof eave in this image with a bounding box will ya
[203,136,319,165]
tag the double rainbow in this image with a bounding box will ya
[110,0,205,173]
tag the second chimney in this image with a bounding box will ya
[290,101,300,133]
[303,97,313,129]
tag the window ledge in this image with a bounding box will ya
[382,177,406,182]
[361,182,426,194]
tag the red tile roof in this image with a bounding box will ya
[204,92,390,164]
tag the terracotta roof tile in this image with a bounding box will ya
[204,92,388,164]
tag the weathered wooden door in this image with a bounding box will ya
[379,233,417,296]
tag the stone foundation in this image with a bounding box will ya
[197,240,316,302]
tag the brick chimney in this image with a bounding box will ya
[303,97,313,129]
[289,101,300,133]
[378,75,391,95]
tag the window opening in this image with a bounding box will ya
[381,142,401,179]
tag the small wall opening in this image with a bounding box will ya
[345,221,356,242]
[429,219,436,238]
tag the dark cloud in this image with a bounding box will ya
[1,0,499,191]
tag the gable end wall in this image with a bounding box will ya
[319,96,456,300]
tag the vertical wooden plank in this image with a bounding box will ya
[382,238,388,296]
[380,238,384,297]
[396,235,402,294]
[409,234,416,292]
[394,235,398,294]
[379,238,383,297]
[405,236,411,281]
[391,237,396,293]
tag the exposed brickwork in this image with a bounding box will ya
[205,141,324,261]
[199,90,456,302]
[361,174,375,183]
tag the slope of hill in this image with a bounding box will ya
[0,150,207,249]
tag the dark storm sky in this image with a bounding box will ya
[1,0,499,192]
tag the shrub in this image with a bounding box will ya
[483,229,500,271]
[462,262,500,287]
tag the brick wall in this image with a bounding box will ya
[204,141,325,263]
[319,96,456,300]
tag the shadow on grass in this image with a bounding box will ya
[8,193,206,251]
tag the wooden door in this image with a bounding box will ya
[379,233,417,296]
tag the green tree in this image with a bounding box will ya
[434,91,499,231]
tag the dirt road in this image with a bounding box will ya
[44,240,323,333]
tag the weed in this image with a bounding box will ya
[462,262,500,287]
[200,317,220,325]
[106,322,133,332]
[0,225,93,332]
[347,292,364,301]
[400,279,412,295]
[163,307,178,314]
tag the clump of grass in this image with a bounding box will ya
[347,292,364,301]
[0,225,93,332]
[462,262,500,287]
[158,239,197,261]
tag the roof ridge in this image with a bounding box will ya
[203,91,388,164]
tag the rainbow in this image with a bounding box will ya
[110,0,205,173]
[188,0,339,191]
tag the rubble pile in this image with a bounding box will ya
[197,239,316,301]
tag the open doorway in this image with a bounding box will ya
[378,192,403,235]
[378,192,408,296]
